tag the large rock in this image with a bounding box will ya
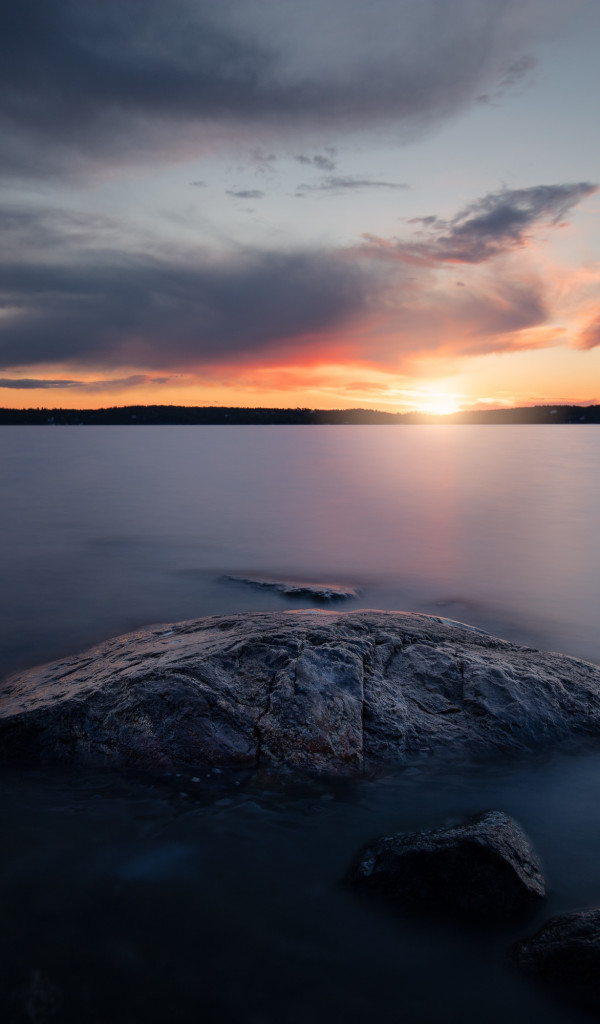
[349,810,546,923]
[1,610,600,772]
[513,909,600,1011]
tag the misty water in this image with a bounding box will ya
[1,425,600,1023]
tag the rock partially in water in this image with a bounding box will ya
[513,908,600,1011]
[1,610,600,773]
[349,810,546,923]
[222,575,359,600]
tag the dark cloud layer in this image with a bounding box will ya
[0,375,168,390]
[0,0,545,176]
[0,177,593,374]
[0,205,122,253]
[0,241,550,372]
[0,378,85,389]
[365,183,597,264]
[0,247,375,371]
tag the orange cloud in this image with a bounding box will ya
[576,313,600,350]
[2,181,598,413]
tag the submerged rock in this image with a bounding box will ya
[349,810,546,923]
[1,610,600,773]
[222,575,359,600]
[513,908,600,1011]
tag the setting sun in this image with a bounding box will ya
[414,391,461,416]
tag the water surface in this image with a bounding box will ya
[1,425,600,1023]
[1,425,599,674]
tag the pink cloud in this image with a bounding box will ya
[576,314,600,350]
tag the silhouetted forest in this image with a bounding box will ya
[1,405,599,425]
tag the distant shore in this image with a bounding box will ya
[1,404,599,426]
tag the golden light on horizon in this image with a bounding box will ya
[412,391,462,416]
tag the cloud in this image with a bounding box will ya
[0,181,589,380]
[295,152,337,171]
[364,183,598,264]
[226,189,265,199]
[4,245,547,374]
[432,277,548,346]
[356,272,550,366]
[0,246,375,372]
[298,176,407,193]
[576,314,600,350]
[0,375,169,390]
[251,149,278,172]
[476,54,537,104]
[341,381,395,394]
[0,205,121,253]
[0,202,379,375]
[0,378,83,389]
[0,0,553,177]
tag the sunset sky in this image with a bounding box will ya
[1,0,599,413]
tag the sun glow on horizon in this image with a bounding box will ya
[411,391,462,416]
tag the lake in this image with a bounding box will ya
[2,424,599,674]
[1,425,600,1023]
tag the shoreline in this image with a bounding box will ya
[1,403,600,426]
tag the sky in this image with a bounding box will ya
[1,0,599,413]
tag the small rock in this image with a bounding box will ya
[349,810,546,923]
[513,908,600,1011]
[221,575,359,600]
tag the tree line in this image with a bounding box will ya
[1,405,599,425]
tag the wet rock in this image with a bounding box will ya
[513,908,600,1011]
[222,575,359,600]
[1,610,600,773]
[349,810,546,923]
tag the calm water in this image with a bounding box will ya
[1,425,600,1023]
[1,425,599,674]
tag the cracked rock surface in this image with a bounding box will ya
[1,610,600,772]
[349,810,547,923]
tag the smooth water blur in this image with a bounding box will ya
[1,424,599,676]
[2,753,600,1024]
[1,425,600,1023]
